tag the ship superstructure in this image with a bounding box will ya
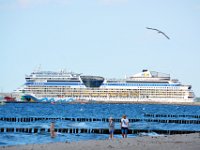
[14,69,195,103]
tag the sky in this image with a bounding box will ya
[0,0,200,96]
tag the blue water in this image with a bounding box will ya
[0,103,200,146]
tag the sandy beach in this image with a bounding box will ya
[1,133,200,150]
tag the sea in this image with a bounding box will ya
[0,103,200,146]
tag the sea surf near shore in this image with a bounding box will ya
[1,103,200,146]
[1,133,200,150]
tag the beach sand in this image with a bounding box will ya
[1,133,200,150]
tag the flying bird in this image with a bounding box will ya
[146,27,170,40]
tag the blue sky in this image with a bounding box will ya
[0,0,200,96]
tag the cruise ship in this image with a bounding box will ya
[14,69,195,103]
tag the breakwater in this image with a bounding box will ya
[1,116,200,124]
[1,114,200,135]
[0,127,198,135]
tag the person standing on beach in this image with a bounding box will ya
[50,121,56,138]
[108,117,115,139]
[120,115,129,138]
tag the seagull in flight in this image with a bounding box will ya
[146,27,170,40]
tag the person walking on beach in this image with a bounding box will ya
[120,115,129,138]
[108,117,115,139]
[50,121,56,138]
